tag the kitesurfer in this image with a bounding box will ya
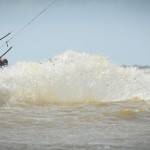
[0,58,8,67]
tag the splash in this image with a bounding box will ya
[0,51,150,106]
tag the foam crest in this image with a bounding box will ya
[0,51,150,106]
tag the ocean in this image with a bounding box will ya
[0,51,150,150]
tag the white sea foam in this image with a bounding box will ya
[0,51,150,106]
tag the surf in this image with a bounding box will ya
[0,51,150,106]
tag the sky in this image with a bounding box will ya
[0,0,150,65]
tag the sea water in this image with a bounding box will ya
[0,51,150,150]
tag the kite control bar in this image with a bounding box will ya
[0,33,11,41]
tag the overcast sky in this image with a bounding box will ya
[0,0,150,65]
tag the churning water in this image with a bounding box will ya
[0,51,150,150]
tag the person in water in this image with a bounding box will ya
[0,58,8,67]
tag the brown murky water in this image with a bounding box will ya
[0,100,150,150]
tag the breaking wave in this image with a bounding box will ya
[0,51,150,106]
